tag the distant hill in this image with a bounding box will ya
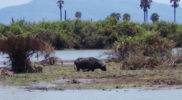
[0,0,182,24]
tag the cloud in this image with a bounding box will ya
[0,0,32,9]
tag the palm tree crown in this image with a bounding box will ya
[150,13,159,23]
[57,0,64,9]
[75,12,82,19]
[110,13,121,21]
[123,13,131,21]
[140,0,152,10]
[170,0,180,8]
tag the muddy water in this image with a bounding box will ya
[0,86,182,100]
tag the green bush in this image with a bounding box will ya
[168,31,182,47]
[10,24,23,35]
[154,21,177,37]
[115,21,144,36]
[114,32,175,69]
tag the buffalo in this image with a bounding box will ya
[74,57,106,72]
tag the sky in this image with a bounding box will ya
[0,0,32,9]
[0,0,182,9]
[153,0,182,5]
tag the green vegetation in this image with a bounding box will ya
[0,18,181,73]
[0,19,181,50]
[114,32,175,69]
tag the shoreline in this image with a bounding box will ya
[1,63,182,91]
[1,84,182,91]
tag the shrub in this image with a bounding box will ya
[114,32,175,69]
[10,24,23,35]
[121,55,158,70]
[115,21,144,36]
[154,21,177,37]
[0,36,53,73]
[141,23,154,31]
[168,31,182,47]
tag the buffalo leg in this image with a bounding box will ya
[77,68,80,72]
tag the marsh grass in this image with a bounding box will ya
[1,63,182,89]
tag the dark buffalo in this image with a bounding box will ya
[74,57,106,72]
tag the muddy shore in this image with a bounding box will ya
[1,61,182,91]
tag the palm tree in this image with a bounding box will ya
[65,10,67,21]
[75,11,82,19]
[110,13,121,21]
[150,13,159,23]
[170,0,180,22]
[123,13,131,21]
[140,0,152,23]
[57,0,64,21]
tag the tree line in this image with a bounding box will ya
[57,0,181,23]
[140,0,180,23]
[0,19,181,49]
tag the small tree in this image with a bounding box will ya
[75,11,82,19]
[0,36,53,73]
[150,13,159,23]
[123,13,131,21]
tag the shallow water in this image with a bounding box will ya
[0,48,181,67]
[0,49,111,67]
[0,86,182,100]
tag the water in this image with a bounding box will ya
[0,49,111,67]
[172,48,182,55]
[0,86,182,100]
[50,49,110,60]
[0,48,181,67]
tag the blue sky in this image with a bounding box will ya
[0,0,182,9]
[153,0,182,5]
[0,0,179,9]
